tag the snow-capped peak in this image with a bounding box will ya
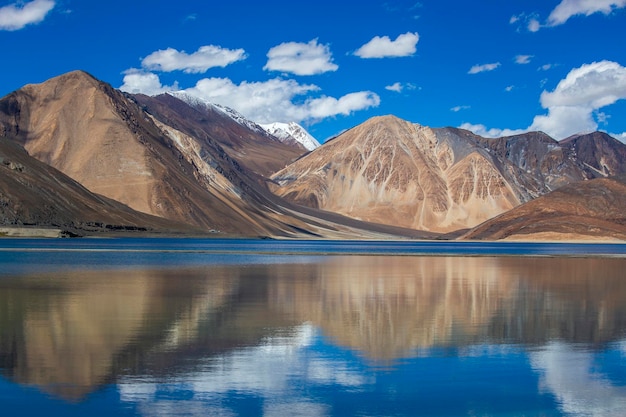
[167,92,320,150]
[167,91,266,135]
[260,122,321,151]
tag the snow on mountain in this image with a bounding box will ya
[260,122,321,151]
[168,91,267,135]
[167,92,320,151]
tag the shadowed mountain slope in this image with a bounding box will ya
[134,92,304,177]
[0,138,195,235]
[561,131,626,178]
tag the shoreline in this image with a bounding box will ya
[0,227,65,238]
[1,226,625,245]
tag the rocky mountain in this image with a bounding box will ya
[271,115,626,233]
[461,175,626,241]
[169,91,269,136]
[1,70,625,239]
[470,129,626,189]
[166,91,320,151]
[0,71,426,239]
[170,92,320,153]
[0,70,281,235]
[271,116,527,232]
[132,92,304,178]
[260,122,321,151]
[561,131,626,177]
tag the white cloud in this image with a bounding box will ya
[468,62,501,74]
[451,105,470,112]
[183,77,380,124]
[538,61,626,109]
[385,82,403,93]
[527,18,541,32]
[529,60,626,138]
[509,13,542,32]
[515,55,533,65]
[547,0,626,26]
[462,61,626,140]
[459,123,526,138]
[119,324,369,417]
[610,132,626,143]
[119,70,178,96]
[0,0,54,31]
[305,92,381,119]
[263,39,338,76]
[141,45,247,74]
[505,85,515,92]
[385,82,417,93]
[354,32,419,59]
[529,106,597,138]
[539,64,555,71]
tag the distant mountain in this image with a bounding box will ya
[461,176,626,241]
[468,129,626,189]
[260,122,320,151]
[271,115,626,233]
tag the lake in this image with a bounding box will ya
[1,238,626,416]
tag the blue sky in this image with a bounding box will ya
[1,0,625,143]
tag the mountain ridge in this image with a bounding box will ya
[1,70,625,240]
[271,115,626,233]
[260,122,320,151]
[169,91,320,152]
[0,71,430,239]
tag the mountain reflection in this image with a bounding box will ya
[1,255,626,400]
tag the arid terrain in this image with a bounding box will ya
[1,71,625,240]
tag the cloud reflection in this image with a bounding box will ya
[119,323,360,416]
[530,342,626,416]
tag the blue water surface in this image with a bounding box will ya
[1,238,626,416]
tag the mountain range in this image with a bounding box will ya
[1,70,625,240]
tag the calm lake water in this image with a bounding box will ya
[1,238,626,416]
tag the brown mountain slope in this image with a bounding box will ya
[561,131,626,177]
[0,70,315,236]
[0,71,429,239]
[461,176,626,241]
[469,130,626,189]
[0,138,195,235]
[271,115,530,232]
[132,92,304,177]
[271,116,626,234]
